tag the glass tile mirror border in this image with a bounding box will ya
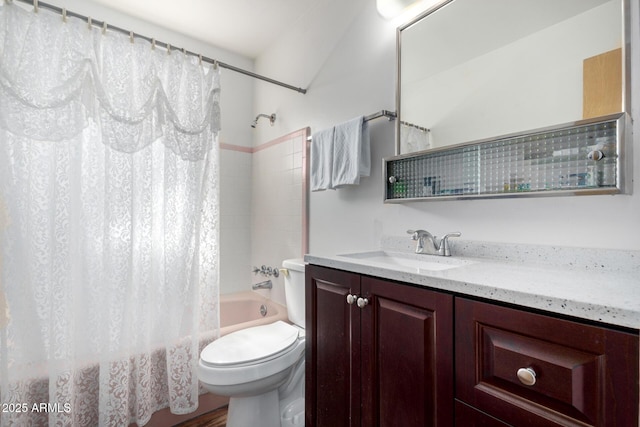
[385,114,625,201]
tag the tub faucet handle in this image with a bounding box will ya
[252,265,280,277]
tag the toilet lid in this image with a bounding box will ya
[201,321,299,366]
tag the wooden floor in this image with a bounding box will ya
[173,405,227,427]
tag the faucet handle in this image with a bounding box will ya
[439,232,461,256]
[407,229,427,239]
[442,231,461,239]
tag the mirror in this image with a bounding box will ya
[397,0,627,155]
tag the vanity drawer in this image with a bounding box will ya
[455,298,638,427]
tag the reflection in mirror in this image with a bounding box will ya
[398,0,625,155]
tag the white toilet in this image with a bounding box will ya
[198,259,306,427]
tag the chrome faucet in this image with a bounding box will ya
[252,280,273,290]
[407,229,461,256]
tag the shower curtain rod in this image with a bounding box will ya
[12,0,308,94]
[401,120,429,132]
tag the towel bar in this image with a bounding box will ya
[307,110,396,141]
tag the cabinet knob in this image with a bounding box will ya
[357,297,369,308]
[346,294,357,305]
[587,150,604,161]
[516,367,537,386]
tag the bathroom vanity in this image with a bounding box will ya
[304,240,639,427]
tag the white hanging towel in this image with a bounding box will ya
[332,116,370,188]
[310,127,335,191]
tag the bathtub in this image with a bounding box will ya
[219,290,289,336]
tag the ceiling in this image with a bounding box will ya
[82,0,323,59]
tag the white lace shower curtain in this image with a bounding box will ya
[0,3,220,426]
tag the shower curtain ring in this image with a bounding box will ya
[62,8,67,22]
[87,17,92,30]
[102,22,107,34]
[33,0,38,13]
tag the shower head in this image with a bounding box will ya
[251,113,276,128]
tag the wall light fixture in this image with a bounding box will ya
[376,0,444,20]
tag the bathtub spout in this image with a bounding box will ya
[252,280,273,290]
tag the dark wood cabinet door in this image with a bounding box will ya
[361,277,454,427]
[456,297,639,427]
[305,265,361,427]
[455,400,512,427]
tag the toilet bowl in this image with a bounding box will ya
[198,259,306,427]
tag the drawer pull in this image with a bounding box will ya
[346,294,357,305]
[517,368,537,386]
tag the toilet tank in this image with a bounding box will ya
[282,259,306,329]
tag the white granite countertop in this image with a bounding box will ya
[304,236,640,330]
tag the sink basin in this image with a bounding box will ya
[338,250,475,272]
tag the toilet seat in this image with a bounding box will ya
[201,321,299,367]
[198,321,305,386]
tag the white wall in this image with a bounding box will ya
[253,0,640,252]
[219,147,253,294]
[250,130,308,305]
[220,130,308,298]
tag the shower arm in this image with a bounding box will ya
[251,113,276,128]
